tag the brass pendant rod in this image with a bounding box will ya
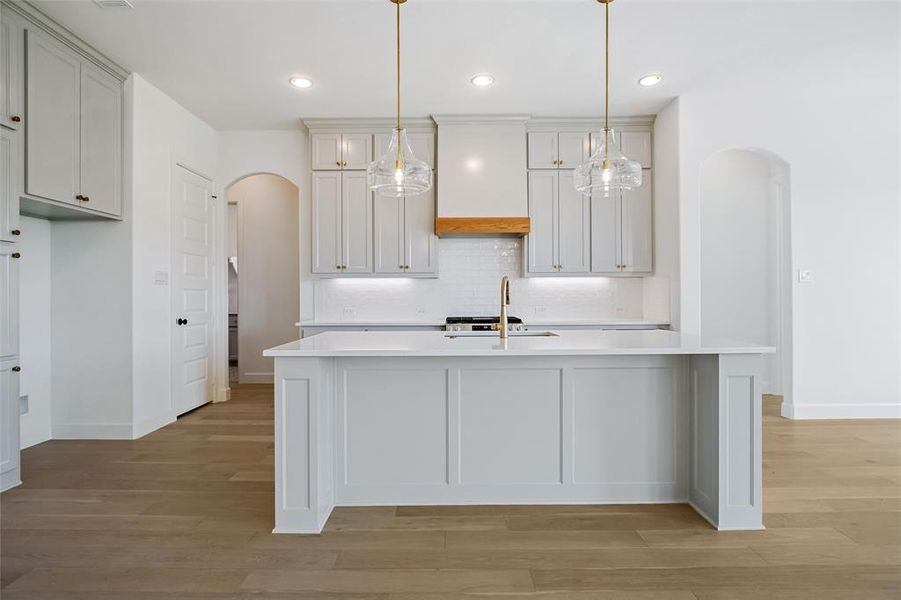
[396,0,401,133]
[604,0,609,134]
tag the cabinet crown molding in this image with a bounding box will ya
[432,114,531,126]
[527,115,656,131]
[302,117,436,132]
[3,1,128,80]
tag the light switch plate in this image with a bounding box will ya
[153,271,169,285]
[798,269,813,283]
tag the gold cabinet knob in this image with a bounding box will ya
[11,252,20,259]
[558,160,563,166]
[10,229,20,236]
[12,366,21,372]
[343,161,348,167]
[10,115,21,123]
[336,161,342,166]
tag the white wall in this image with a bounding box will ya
[217,129,310,319]
[675,2,900,418]
[699,150,779,391]
[228,174,300,382]
[127,74,218,435]
[650,98,680,329]
[17,217,51,448]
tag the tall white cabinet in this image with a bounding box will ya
[526,120,653,277]
[306,120,438,278]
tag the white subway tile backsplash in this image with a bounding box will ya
[313,238,654,322]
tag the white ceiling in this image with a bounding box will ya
[30,0,887,130]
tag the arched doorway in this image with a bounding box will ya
[699,149,792,408]
[226,173,300,384]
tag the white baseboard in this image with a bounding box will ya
[52,422,134,440]
[781,401,901,420]
[1,468,21,492]
[214,387,231,403]
[132,411,176,439]
[240,372,274,384]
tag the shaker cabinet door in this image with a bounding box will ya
[312,133,343,170]
[527,132,558,169]
[0,16,24,131]
[79,63,122,216]
[528,171,559,273]
[404,187,438,274]
[341,133,372,170]
[374,194,404,274]
[25,30,80,205]
[0,247,18,360]
[0,358,21,484]
[0,128,20,242]
[620,173,653,273]
[312,172,342,274]
[341,171,373,273]
[557,132,589,170]
[557,171,591,273]
[591,191,620,273]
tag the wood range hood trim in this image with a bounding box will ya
[434,217,531,237]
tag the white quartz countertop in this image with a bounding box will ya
[265,329,774,357]
[296,318,669,327]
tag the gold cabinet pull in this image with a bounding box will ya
[336,161,342,166]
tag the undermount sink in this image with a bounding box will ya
[444,331,559,338]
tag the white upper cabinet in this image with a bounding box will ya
[528,131,589,169]
[528,171,590,275]
[556,171,590,273]
[557,132,590,170]
[620,175,653,274]
[24,28,123,218]
[312,133,342,170]
[0,128,20,243]
[79,63,121,216]
[590,130,652,168]
[25,30,80,206]
[0,15,24,131]
[312,171,342,273]
[312,133,373,170]
[341,171,373,273]
[374,195,404,274]
[590,192,620,273]
[620,131,652,168]
[312,171,373,275]
[373,187,438,276]
[341,133,372,170]
[527,132,558,169]
[403,187,437,274]
[0,246,19,360]
[591,175,653,274]
[374,131,435,169]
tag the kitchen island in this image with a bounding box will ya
[264,329,773,534]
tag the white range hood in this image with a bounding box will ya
[432,114,531,237]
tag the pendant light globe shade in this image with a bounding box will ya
[368,128,432,197]
[574,129,642,197]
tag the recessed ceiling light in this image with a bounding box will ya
[289,77,313,89]
[638,74,663,87]
[470,74,495,87]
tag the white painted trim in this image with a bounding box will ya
[215,386,231,403]
[432,113,531,125]
[52,422,133,440]
[528,115,656,130]
[241,372,274,384]
[302,117,435,131]
[1,469,22,492]
[132,411,175,439]
[781,402,901,420]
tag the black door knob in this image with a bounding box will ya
[176,318,188,325]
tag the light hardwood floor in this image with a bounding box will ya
[1,386,899,599]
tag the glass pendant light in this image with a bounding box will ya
[574,0,642,197]
[368,0,432,197]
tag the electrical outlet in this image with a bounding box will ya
[19,395,28,415]
[798,269,813,283]
[342,307,356,317]
[153,271,169,285]
[615,306,625,316]
[415,306,426,315]
[534,306,547,316]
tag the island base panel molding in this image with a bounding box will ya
[273,354,764,534]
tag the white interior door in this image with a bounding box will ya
[172,165,214,415]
